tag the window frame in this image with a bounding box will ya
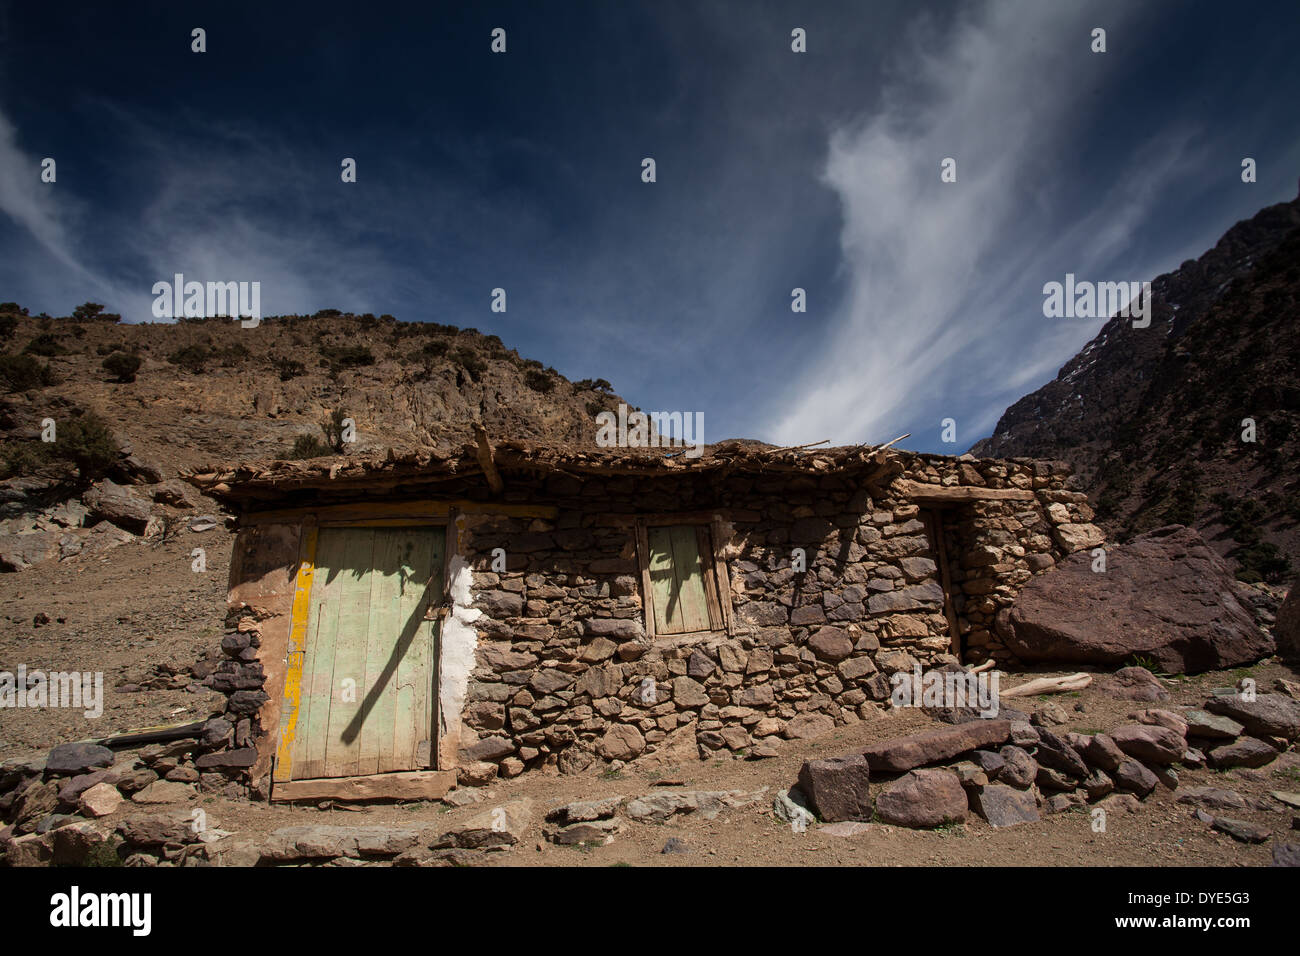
[634,514,733,642]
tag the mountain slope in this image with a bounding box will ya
[0,309,631,478]
[971,192,1300,583]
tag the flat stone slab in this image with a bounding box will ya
[45,743,114,776]
[436,799,533,849]
[1176,787,1247,811]
[1183,709,1244,740]
[261,825,425,862]
[1211,817,1271,844]
[969,784,1040,828]
[1207,737,1281,769]
[858,720,1011,773]
[626,788,767,824]
[545,796,623,825]
[1206,694,1300,740]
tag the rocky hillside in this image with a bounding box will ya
[0,307,630,477]
[971,191,1300,585]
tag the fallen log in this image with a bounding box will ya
[1000,673,1092,698]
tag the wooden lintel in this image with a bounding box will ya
[892,479,1035,505]
[241,499,557,525]
[271,770,456,803]
[473,424,506,495]
[596,509,761,528]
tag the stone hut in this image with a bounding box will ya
[182,439,1103,801]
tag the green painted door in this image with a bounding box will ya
[291,526,443,780]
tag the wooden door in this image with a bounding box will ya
[287,526,442,780]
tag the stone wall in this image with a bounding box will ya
[454,453,1095,783]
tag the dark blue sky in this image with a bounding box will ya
[3,1,1298,451]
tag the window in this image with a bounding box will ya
[636,521,730,638]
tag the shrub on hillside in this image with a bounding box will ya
[524,369,555,393]
[0,353,55,391]
[1,440,53,480]
[218,342,251,367]
[320,344,374,369]
[1233,541,1291,584]
[273,357,306,381]
[5,411,124,483]
[72,302,120,323]
[287,434,331,459]
[167,344,211,374]
[56,413,120,479]
[451,347,486,382]
[320,407,351,453]
[23,333,65,356]
[102,351,142,383]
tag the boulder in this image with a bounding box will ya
[1082,769,1115,801]
[624,789,766,824]
[545,796,623,826]
[0,531,59,571]
[1273,844,1300,867]
[797,754,871,822]
[117,813,200,848]
[996,745,1038,789]
[1082,733,1126,772]
[1108,724,1186,765]
[996,526,1271,673]
[1112,760,1158,797]
[1129,709,1189,736]
[1275,584,1299,662]
[968,784,1040,827]
[78,783,124,818]
[1183,709,1244,740]
[807,627,854,662]
[45,743,114,776]
[1211,818,1271,844]
[595,724,646,761]
[1034,729,1090,779]
[783,713,835,740]
[436,799,533,849]
[858,720,1011,773]
[1096,667,1170,702]
[1205,694,1300,740]
[1176,787,1247,811]
[82,479,160,536]
[874,769,967,828]
[1207,737,1281,769]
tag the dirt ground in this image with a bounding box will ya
[2,530,1297,866]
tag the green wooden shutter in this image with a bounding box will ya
[646,524,717,635]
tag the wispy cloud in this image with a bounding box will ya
[764,0,1172,447]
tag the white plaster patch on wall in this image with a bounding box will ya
[438,519,482,766]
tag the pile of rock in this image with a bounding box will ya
[0,737,215,865]
[0,467,219,572]
[783,690,1300,837]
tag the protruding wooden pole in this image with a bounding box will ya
[473,423,505,495]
